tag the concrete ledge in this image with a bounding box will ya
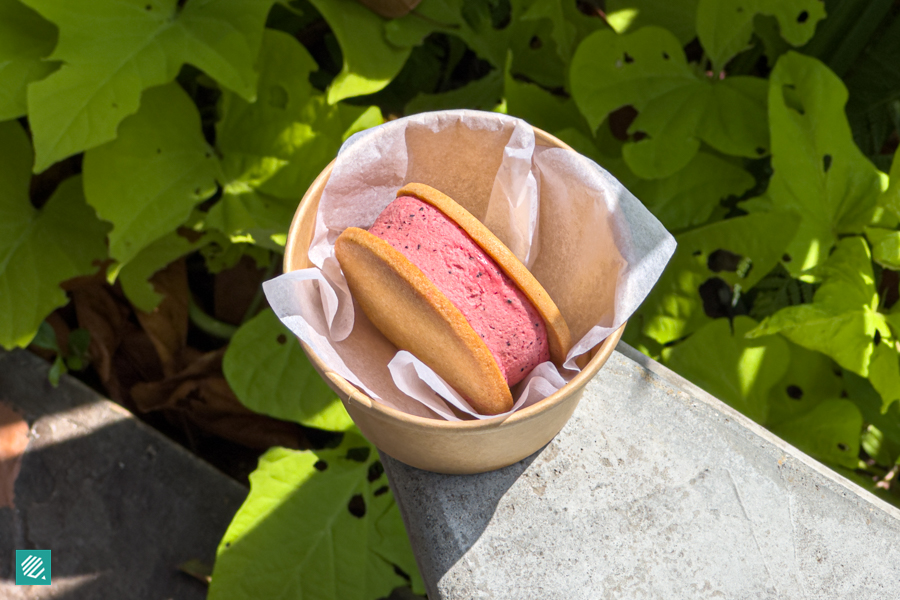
[0,349,247,599]
[383,343,900,599]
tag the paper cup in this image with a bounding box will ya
[283,126,625,474]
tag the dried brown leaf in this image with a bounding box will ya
[134,259,189,375]
[131,349,303,449]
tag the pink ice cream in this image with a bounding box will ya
[368,195,549,386]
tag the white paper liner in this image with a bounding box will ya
[263,110,676,421]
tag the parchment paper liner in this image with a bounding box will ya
[264,110,676,422]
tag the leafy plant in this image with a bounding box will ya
[3,0,900,597]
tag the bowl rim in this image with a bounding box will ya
[282,122,625,431]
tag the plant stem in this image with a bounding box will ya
[189,298,239,339]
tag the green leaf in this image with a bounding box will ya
[765,52,884,274]
[386,0,510,70]
[753,15,791,67]
[748,237,885,377]
[622,321,664,361]
[605,0,699,45]
[747,263,817,321]
[571,27,693,134]
[695,76,769,157]
[697,0,826,72]
[843,368,900,447]
[638,212,799,344]
[513,0,606,88]
[308,0,412,103]
[570,27,768,178]
[879,147,900,219]
[83,83,219,268]
[205,190,298,251]
[662,316,789,423]
[0,0,57,120]
[405,70,504,114]
[766,340,843,427]
[20,0,276,171]
[771,399,862,469]
[209,434,422,600]
[503,54,589,136]
[869,341,900,413]
[65,328,90,370]
[861,424,900,468]
[224,308,353,432]
[47,354,65,387]
[626,152,755,232]
[212,30,383,247]
[0,122,108,350]
[30,320,58,352]
[520,0,576,62]
[119,229,213,312]
[865,226,900,270]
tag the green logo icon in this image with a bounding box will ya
[16,550,51,585]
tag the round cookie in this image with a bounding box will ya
[335,227,514,415]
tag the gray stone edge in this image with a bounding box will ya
[615,340,900,522]
[0,349,247,496]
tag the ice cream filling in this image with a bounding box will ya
[368,195,549,386]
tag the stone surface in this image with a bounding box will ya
[0,349,248,599]
[383,343,900,600]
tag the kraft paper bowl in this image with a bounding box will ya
[283,127,625,474]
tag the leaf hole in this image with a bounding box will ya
[530,35,542,49]
[146,4,152,9]
[755,147,766,156]
[348,494,366,518]
[367,460,384,482]
[662,52,670,60]
[782,254,792,263]
[797,10,809,23]
[823,154,832,173]
[698,278,734,319]
[692,250,703,257]
[707,249,745,274]
[374,485,389,496]
[786,385,803,400]
[608,106,637,140]
[632,130,649,142]
[314,460,328,471]
[623,52,634,64]
[346,446,371,462]
[837,442,847,451]
[277,334,287,345]
[874,329,882,346]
